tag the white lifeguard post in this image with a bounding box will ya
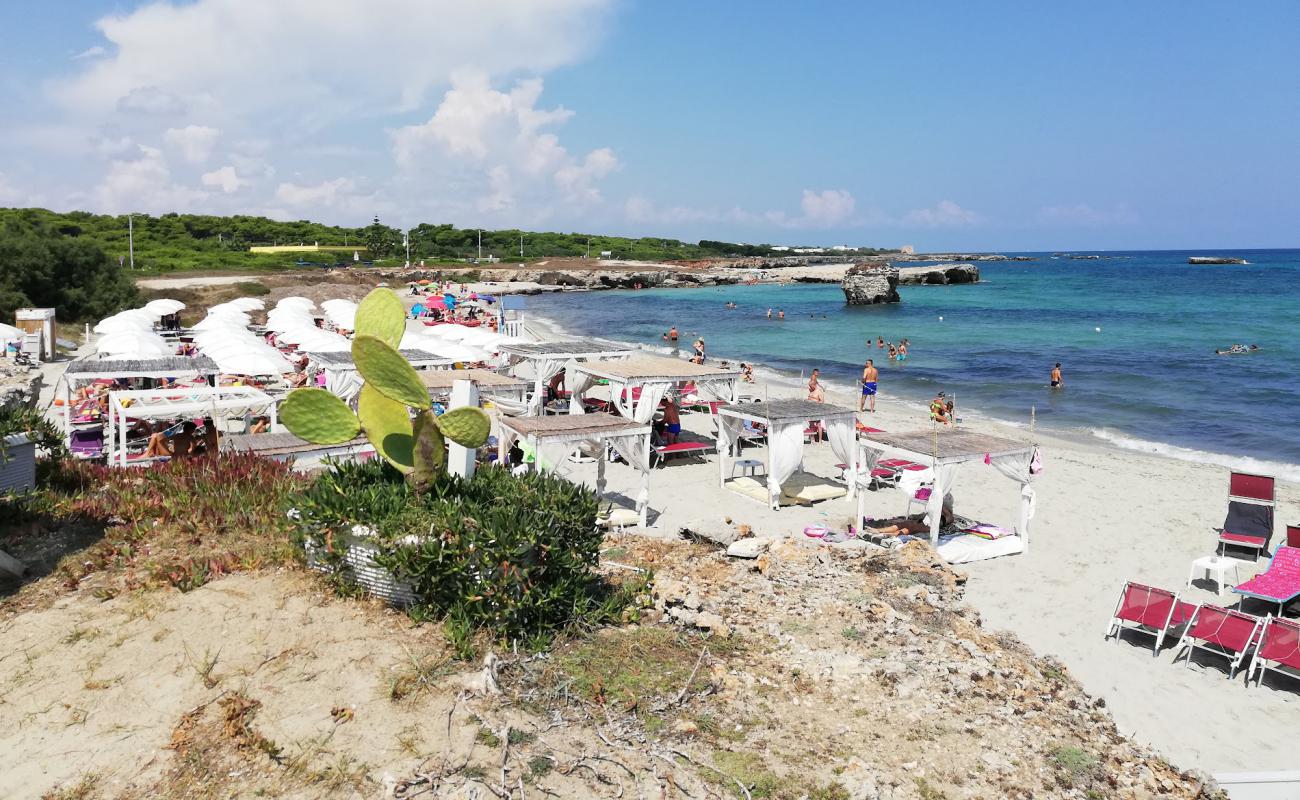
[15,308,56,361]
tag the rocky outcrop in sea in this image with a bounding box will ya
[841,264,900,305]
[897,263,980,285]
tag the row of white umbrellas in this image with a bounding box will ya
[265,297,351,353]
[190,299,295,375]
[93,298,190,358]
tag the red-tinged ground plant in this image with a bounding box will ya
[22,454,303,595]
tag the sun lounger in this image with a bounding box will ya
[1287,524,1300,549]
[1104,581,1196,656]
[1250,616,1300,689]
[1232,546,1300,615]
[1175,604,1263,679]
[1218,472,1275,559]
[69,428,104,460]
[654,440,713,467]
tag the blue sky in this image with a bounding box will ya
[1,1,1296,251]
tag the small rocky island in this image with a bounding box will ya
[841,264,900,305]
[1189,256,1249,265]
[842,262,979,304]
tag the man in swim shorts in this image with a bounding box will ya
[1050,362,1063,388]
[662,396,681,444]
[859,359,878,412]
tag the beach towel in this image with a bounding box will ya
[963,523,1015,540]
[1223,500,1272,540]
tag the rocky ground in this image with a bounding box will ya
[1,526,1224,799]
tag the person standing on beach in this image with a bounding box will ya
[693,337,706,363]
[1050,362,1063,388]
[860,359,879,412]
[662,396,681,444]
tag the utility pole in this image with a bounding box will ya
[128,214,135,270]
[586,237,591,258]
[404,229,411,267]
[519,234,524,260]
[477,229,482,262]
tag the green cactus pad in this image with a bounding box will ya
[355,288,406,349]
[358,383,414,473]
[279,388,360,444]
[352,335,431,409]
[436,406,491,448]
[411,409,446,489]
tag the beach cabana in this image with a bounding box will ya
[496,413,653,526]
[716,399,858,509]
[568,355,739,418]
[497,340,634,415]
[305,348,452,404]
[420,369,529,414]
[106,385,277,467]
[60,356,220,449]
[857,428,1038,550]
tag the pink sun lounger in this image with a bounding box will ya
[1104,582,1196,656]
[1250,616,1300,689]
[1175,604,1263,679]
[1218,471,1276,559]
[1232,546,1300,615]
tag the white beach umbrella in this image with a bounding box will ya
[326,309,356,330]
[430,325,471,342]
[276,296,316,310]
[434,344,488,363]
[0,322,25,339]
[192,314,251,331]
[210,348,293,376]
[227,297,265,311]
[143,299,186,315]
[93,310,155,334]
[96,331,173,358]
[458,329,501,347]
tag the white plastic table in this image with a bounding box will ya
[1186,555,1243,596]
[732,458,764,477]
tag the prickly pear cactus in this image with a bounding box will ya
[279,287,493,489]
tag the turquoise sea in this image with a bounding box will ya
[525,249,1300,479]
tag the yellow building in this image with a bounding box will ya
[248,244,369,254]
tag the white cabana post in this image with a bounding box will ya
[420,369,529,415]
[856,428,1039,550]
[106,385,277,467]
[498,340,634,415]
[716,399,858,510]
[496,413,653,526]
[568,355,739,417]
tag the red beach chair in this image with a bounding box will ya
[1174,604,1262,679]
[1250,616,1300,689]
[1232,546,1300,616]
[1104,582,1196,656]
[1286,524,1300,549]
[1217,471,1275,560]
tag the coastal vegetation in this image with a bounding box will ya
[0,206,892,275]
[0,211,139,323]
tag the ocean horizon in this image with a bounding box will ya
[524,248,1300,481]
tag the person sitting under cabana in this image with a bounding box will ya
[141,420,199,460]
[868,493,956,538]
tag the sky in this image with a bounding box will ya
[0,1,1296,251]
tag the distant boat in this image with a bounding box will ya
[1189,256,1249,265]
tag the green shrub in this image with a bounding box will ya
[293,459,643,652]
[235,281,271,296]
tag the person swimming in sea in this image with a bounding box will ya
[1050,362,1063,388]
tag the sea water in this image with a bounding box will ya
[523,249,1300,479]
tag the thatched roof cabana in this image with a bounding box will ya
[497,340,635,415]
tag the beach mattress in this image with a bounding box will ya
[936,533,1024,564]
[780,474,847,504]
[726,476,798,506]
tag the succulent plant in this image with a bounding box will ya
[279,288,491,490]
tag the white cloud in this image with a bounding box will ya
[902,200,981,227]
[164,124,221,164]
[625,197,757,226]
[55,0,612,120]
[0,173,22,205]
[115,86,188,116]
[798,189,856,227]
[391,73,620,213]
[91,145,206,213]
[72,45,106,60]
[275,177,357,207]
[201,165,244,193]
[1037,202,1138,227]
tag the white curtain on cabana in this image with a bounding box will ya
[989,448,1037,540]
[695,378,738,403]
[766,422,806,506]
[325,367,364,404]
[568,368,599,414]
[826,417,856,497]
[489,396,527,416]
[607,435,652,521]
[925,463,962,541]
[526,357,569,415]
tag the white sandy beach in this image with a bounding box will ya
[522,314,1300,775]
